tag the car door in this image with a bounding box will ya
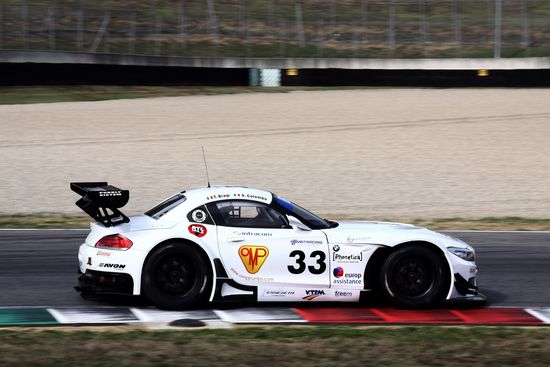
[207,200,330,288]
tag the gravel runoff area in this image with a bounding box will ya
[1,88,549,219]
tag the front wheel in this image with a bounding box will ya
[142,243,211,310]
[380,245,449,308]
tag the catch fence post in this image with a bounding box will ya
[494,0,502,58]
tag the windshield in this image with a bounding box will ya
[273,195,332,230]
[145,192,186,219]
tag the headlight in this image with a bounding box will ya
[448,246,475,262]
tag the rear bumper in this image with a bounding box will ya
[76,269,134,295]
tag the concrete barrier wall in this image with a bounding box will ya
[2,50,550,70]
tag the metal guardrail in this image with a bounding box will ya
[0,1,548,59]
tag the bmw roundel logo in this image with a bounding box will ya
[333,267,344,278]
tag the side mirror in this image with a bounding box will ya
[287,216,311,231]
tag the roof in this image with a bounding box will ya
[183,185,273,206]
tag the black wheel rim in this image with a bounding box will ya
[155,255,196,295]
[391,256,434,297]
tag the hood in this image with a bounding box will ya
[322,220,448,247]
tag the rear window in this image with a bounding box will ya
[145,193,186,219]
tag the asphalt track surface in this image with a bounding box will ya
[0,230,549,308]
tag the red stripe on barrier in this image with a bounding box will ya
[293,307,544,325]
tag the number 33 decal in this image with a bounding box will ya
[288,250,327,275]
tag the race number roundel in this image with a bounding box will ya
[188,224,207,238]
[239,245,269,274]
[191,209,207,223]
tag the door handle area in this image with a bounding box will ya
[226,237,245,243]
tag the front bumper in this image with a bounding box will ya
[444,272,487,305]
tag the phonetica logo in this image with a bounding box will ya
[333,253,363,263]
[302,289,325,301]
[239,245,269,274]
[333,267,344,278]
[188,224,207,238]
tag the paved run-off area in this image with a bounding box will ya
[1,89,549,218]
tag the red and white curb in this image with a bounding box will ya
[3,306,550,327]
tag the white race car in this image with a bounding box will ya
[72,182,485,309]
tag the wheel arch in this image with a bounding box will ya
[140,237,216,298]
[364,240,453,298]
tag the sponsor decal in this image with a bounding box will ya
[333,244,340,252]
[87,257,92,266]
[230,267,274,282]
[191,209,207,223]
[188,224,207,238]
[347,236,372,243]
[96,251,111,257]
[332,272,362,285]
[333,266,344,278]
[99,191,121,197]
[239,245,269,274]
[303,289,325,301]
[335,290,353,297]
[263,290,295,297]
[290,239,323,246]
[238,231,272,237]
[99,263,126,270]
[333,252,363,263]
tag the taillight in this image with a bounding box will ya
[95,234,133,250]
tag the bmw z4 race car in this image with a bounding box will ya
[71,182,486,309]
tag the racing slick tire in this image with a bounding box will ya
[380,245,448,308]
[142,242,211,310]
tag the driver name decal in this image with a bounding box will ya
[239,245,269,274]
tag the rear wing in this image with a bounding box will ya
[70,182,130,227]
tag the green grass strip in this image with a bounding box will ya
[1,326,550,366]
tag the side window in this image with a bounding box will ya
[187,205,214,225]
[208,201,289,229]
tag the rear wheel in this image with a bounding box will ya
[142,243,211,310]
[380,245,449,308]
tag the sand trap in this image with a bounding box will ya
[1,88,549,218]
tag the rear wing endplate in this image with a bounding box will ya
[70,182,130,227]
